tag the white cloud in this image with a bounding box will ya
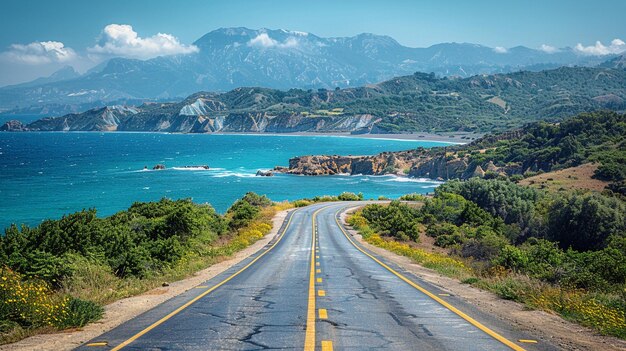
[247,33,299,49]
[539,44,559,54]
[574,39,625,56]
[1,41,77,64]
[493,46,508,54]
[87,24,198,60]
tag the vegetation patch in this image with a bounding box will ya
[0,193,283,345]
[347,182,626,339]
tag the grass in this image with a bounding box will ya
[518,163,609,193]
[346,211,626,339]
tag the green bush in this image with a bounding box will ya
[493,245,529,271]
[337,192,363,201]
[547,193,625,251]
[459,234,507,261]
[361,201,421,241]
[55,297,103,329]
[399,193,426,201]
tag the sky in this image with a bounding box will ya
[0,0,625,86]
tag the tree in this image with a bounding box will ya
[547,193,625,251]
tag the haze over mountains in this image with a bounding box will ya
[0,27,618,116]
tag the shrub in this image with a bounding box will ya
[337,192,363,201]
[361,202,421,241]
[459,234,508,261]
[493,245,529,271]
[547,192,625,251]
[293,200,312,207]
[0,268,69,328]
[55,297,103,329]
[227,199,260,229]
[399,193,426,201]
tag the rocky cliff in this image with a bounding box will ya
[279,150,525,181]
[2,106,381,134]
[278,129,530,180]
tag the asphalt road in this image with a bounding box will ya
[77,202,552,351]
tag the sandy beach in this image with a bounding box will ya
[212,131,482,144]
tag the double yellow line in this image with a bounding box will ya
[333,206,527,351]
[305,208,335,351]
[303,208,321,350]
[108,209,298,351]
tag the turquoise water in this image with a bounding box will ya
[0,132,448,229]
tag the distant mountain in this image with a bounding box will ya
[4,64,625,134]
[599,54,626,69]
[6,66,81,89]
[0,27,617,114]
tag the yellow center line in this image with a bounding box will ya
[321,340,334,351]
[318,290,326,297]
[107,209,300,351]
[304,207,323,351]
[316,269,321,273]
[319,308,328,319]
[317,277,323,283]
[333,207,527,351]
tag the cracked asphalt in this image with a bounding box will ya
[76,202,552,351]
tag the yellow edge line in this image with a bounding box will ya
[86,342,108,347]
[304,208,322,351]
[109,208,300,351]
[334,207,526,351]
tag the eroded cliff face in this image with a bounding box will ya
[280,147,527,181]
[3,109,382,134]
[282,151,420,176]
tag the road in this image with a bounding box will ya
[77,202,551,351]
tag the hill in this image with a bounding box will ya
[3,65,626,134]
[283,110,626,194]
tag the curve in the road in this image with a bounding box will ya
[331,205,526,351]
[75,202,545,351]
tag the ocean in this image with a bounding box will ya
[0,131,449,229]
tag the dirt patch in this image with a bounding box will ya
[519,163,609,193]
[487,96,507,110]
[340,208,626,351]
[0,209,293,351]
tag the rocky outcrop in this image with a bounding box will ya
[285,156,355,175]
[256,170,274,177]
[280,151,418,176]
[280,147,525,181]
[153,164,166,170]
[0,120,27,131]
[408,156,470,179]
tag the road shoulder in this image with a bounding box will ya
[0,209,293,351]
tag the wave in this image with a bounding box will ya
[377,175,443,183]
[211,171,258,178]
[172,166,210,171]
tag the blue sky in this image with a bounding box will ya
[0,0,625,85]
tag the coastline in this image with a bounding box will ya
[211,131,479,144]
[1,129,478,144]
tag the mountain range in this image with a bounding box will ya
[0,27,618,116]
[4,62,625,134]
